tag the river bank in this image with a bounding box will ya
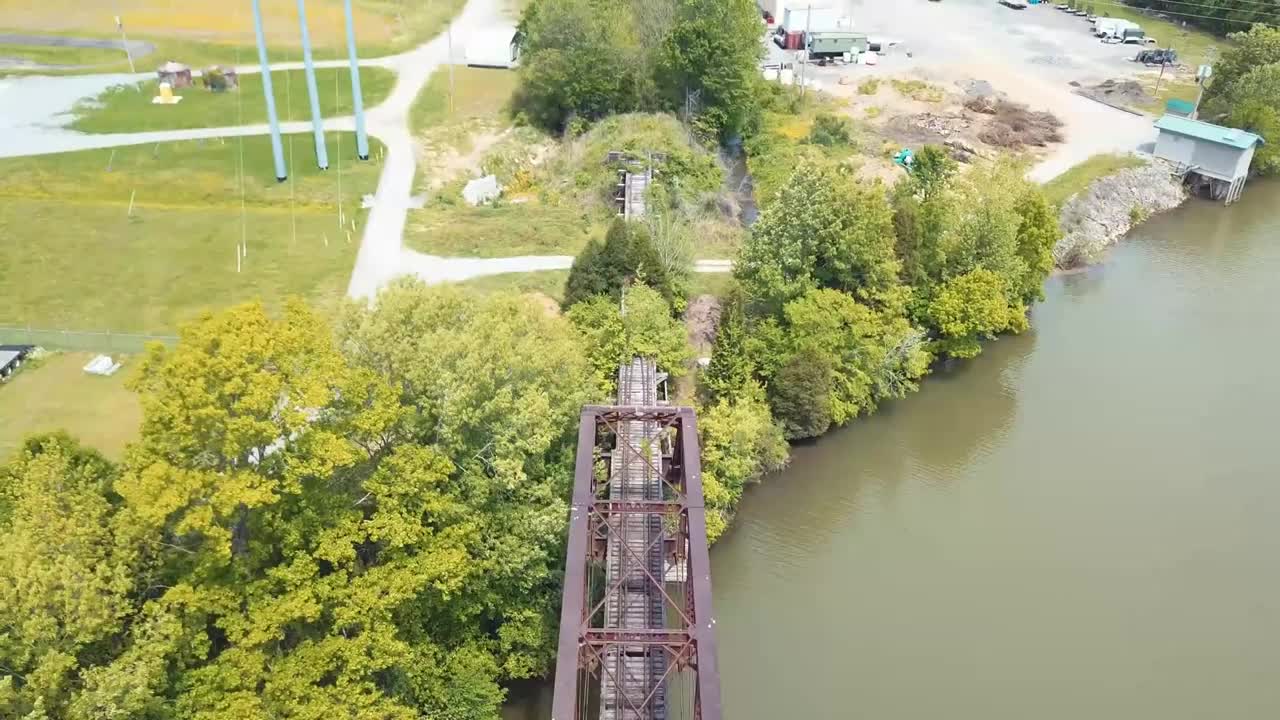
[710,178,1280,719]
[1054,158,1188,267]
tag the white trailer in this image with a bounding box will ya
[781,6,843,34]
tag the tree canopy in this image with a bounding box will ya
[1,287,596,720]
[563,219,674,309]
[716,148,1059,441]
[515,0,763,139]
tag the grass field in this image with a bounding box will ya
[0,133,382,332]
[0,353,142,460]
[0,0,467,73]
[70,66,396,134]
[457,270,570,301]
[405,202,604,257]
[410,66,519,135]
[1042,153,1147,207]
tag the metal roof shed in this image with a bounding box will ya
[1154,115,1265,204]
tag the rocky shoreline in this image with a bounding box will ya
[1053,159,1187,267]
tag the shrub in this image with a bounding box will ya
[807,113,854,146]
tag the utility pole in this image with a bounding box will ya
[113,12,135,73]
[447,23,456,114]
[800,4,813,99]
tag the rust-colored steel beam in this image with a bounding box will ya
[551,405,722,720]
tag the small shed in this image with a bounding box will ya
[157,60,193,89]
[465,26,521,69]
[1153,115,1265,205]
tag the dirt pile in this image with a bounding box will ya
[978,99,1064,148]
[1079,78,1151,108]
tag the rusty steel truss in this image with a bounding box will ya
[552,405,722,720]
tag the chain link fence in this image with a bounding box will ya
[0,327,178,353]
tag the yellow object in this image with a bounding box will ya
[152,81,182,105]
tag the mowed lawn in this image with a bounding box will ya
[0,353,142,460]
[0,0,467,72]
[71,66,396,133]
[0,133,382,333]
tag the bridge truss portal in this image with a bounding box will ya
[552,396,722,720]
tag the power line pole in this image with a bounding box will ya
[447,23,456,114]
[112,10,135,73]
[800,4,813,99]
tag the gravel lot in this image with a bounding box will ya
[785,0,1160,180]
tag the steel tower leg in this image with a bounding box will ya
[342,0,370,160]
[250,0,287,181]
[295,0,329,169]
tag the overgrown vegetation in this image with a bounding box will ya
[1128,0,1273,37]
[404,113,737,261]
[514,0,764,140]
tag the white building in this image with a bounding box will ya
[1153,115,1265,205]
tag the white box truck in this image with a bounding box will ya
[781,5,842,34]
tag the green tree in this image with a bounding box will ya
[515,0,650,130]
[0,289,603,720]
[563,219,673,309]
[1216,63,1280,175]
[781,288,929,428]
[0,435,137,719]
[702,297,755,400]
[1013,189,1062,303]
[568,282,692,391]
[656,0,764,140]
[737,167,902,314]
[769,350,835,439]
[1203,25,1280,107]
[926,268,1025,359]
[698,384,788,540]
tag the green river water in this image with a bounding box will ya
[510,181,1280,719]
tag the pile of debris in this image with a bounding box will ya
[976,99,1063,148]
[904,112,972,138]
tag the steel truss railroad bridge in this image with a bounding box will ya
[552,359,722,720]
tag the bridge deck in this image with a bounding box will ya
[600,358,667,720]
